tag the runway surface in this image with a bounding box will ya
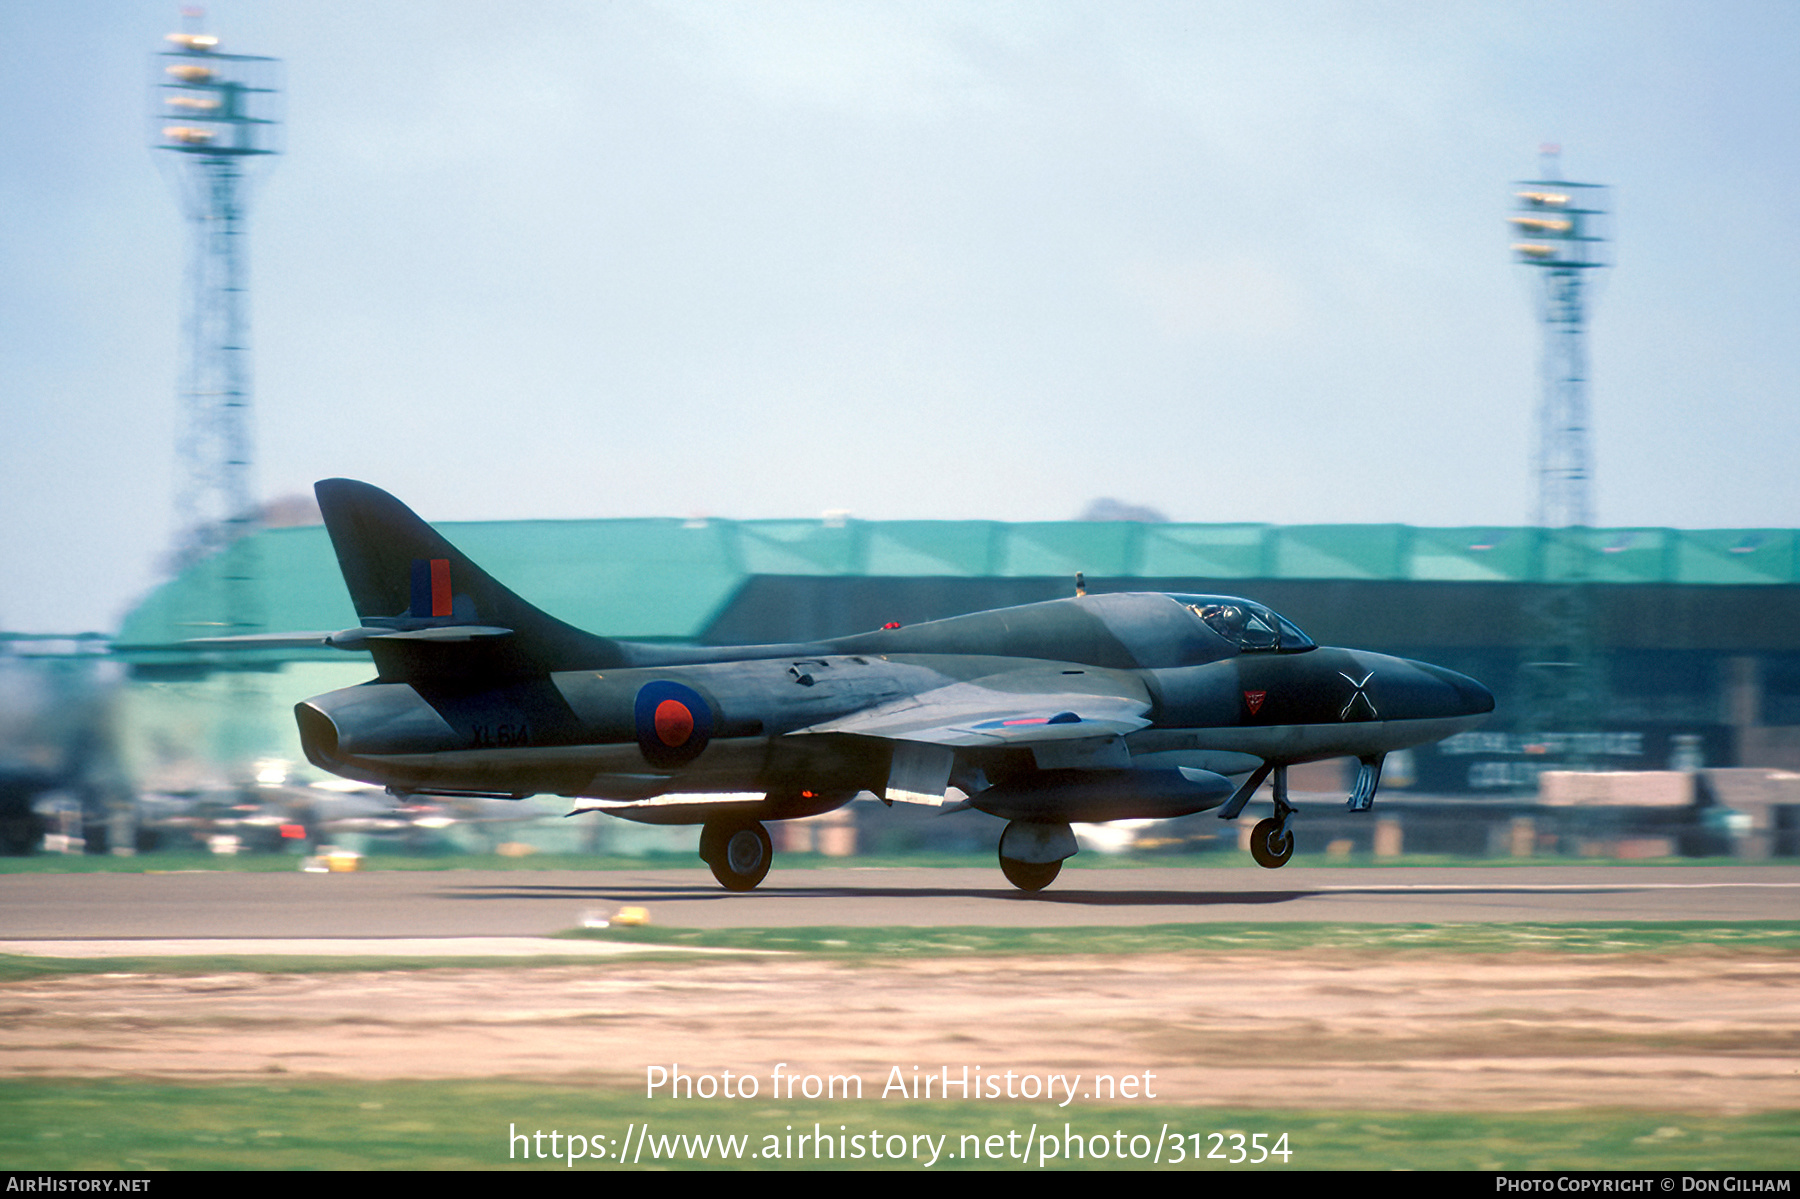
[3,864,1796,942]
[6,865,1798,1116]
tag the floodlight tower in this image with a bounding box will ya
[152,11,281,634]
[1509,147,1610,757]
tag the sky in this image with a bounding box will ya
[3,1,1799,634]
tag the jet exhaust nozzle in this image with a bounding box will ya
[295,702,343,771]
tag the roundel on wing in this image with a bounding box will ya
[634,681,713,768]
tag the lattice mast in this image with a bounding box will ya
[1509,147,1610,750]
[152,11,280,632]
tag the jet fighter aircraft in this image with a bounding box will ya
[282,480,1494,891]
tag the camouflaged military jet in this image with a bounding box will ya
[285,480,1493,892]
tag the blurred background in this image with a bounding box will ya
[4,2,1799,863]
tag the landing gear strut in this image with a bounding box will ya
[1250,764,1296,870]
[699,818,772,891]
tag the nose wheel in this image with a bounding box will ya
[1249,817,1294,869]
[1237,763,1296,869]
[700,818,772,891]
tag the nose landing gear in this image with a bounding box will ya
[1249,816,1294,869]
[1220,762,1299,869]
[1251,764,1299,869]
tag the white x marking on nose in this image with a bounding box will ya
[1339,670,1377,720]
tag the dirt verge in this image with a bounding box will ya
[5,951,1797,1112]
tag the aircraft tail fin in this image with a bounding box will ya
[314,478,627,679]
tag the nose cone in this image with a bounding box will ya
[1416,663,1496,717]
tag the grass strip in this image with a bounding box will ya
[3,922,1796,982]
[569,920,1800,957]
[4,1078,1794,1170]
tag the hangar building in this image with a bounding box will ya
[112,515,1800,801]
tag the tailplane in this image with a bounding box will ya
[314,479,625,679]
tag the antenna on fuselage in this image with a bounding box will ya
[1074,572,1087,598]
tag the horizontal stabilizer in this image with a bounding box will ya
[185,625,515,651]
[183,631,344,650]
[332,625,513,647]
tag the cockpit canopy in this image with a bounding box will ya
[1168,594,1316,653]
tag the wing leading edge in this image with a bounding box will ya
[790,669,1153,806]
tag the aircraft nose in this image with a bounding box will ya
[1417,664,1495,717]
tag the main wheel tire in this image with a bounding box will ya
[1249,817,1294,869]
[702,819,772,891]
[999,853,1062,892]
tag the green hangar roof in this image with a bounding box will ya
[114,519,1800,656]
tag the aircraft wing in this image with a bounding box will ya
[793,670,1152,806]
[793,670,1152,746]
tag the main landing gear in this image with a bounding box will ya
[699,817,772,892]
[998,853,1061,892]
[997,820,1078,893]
